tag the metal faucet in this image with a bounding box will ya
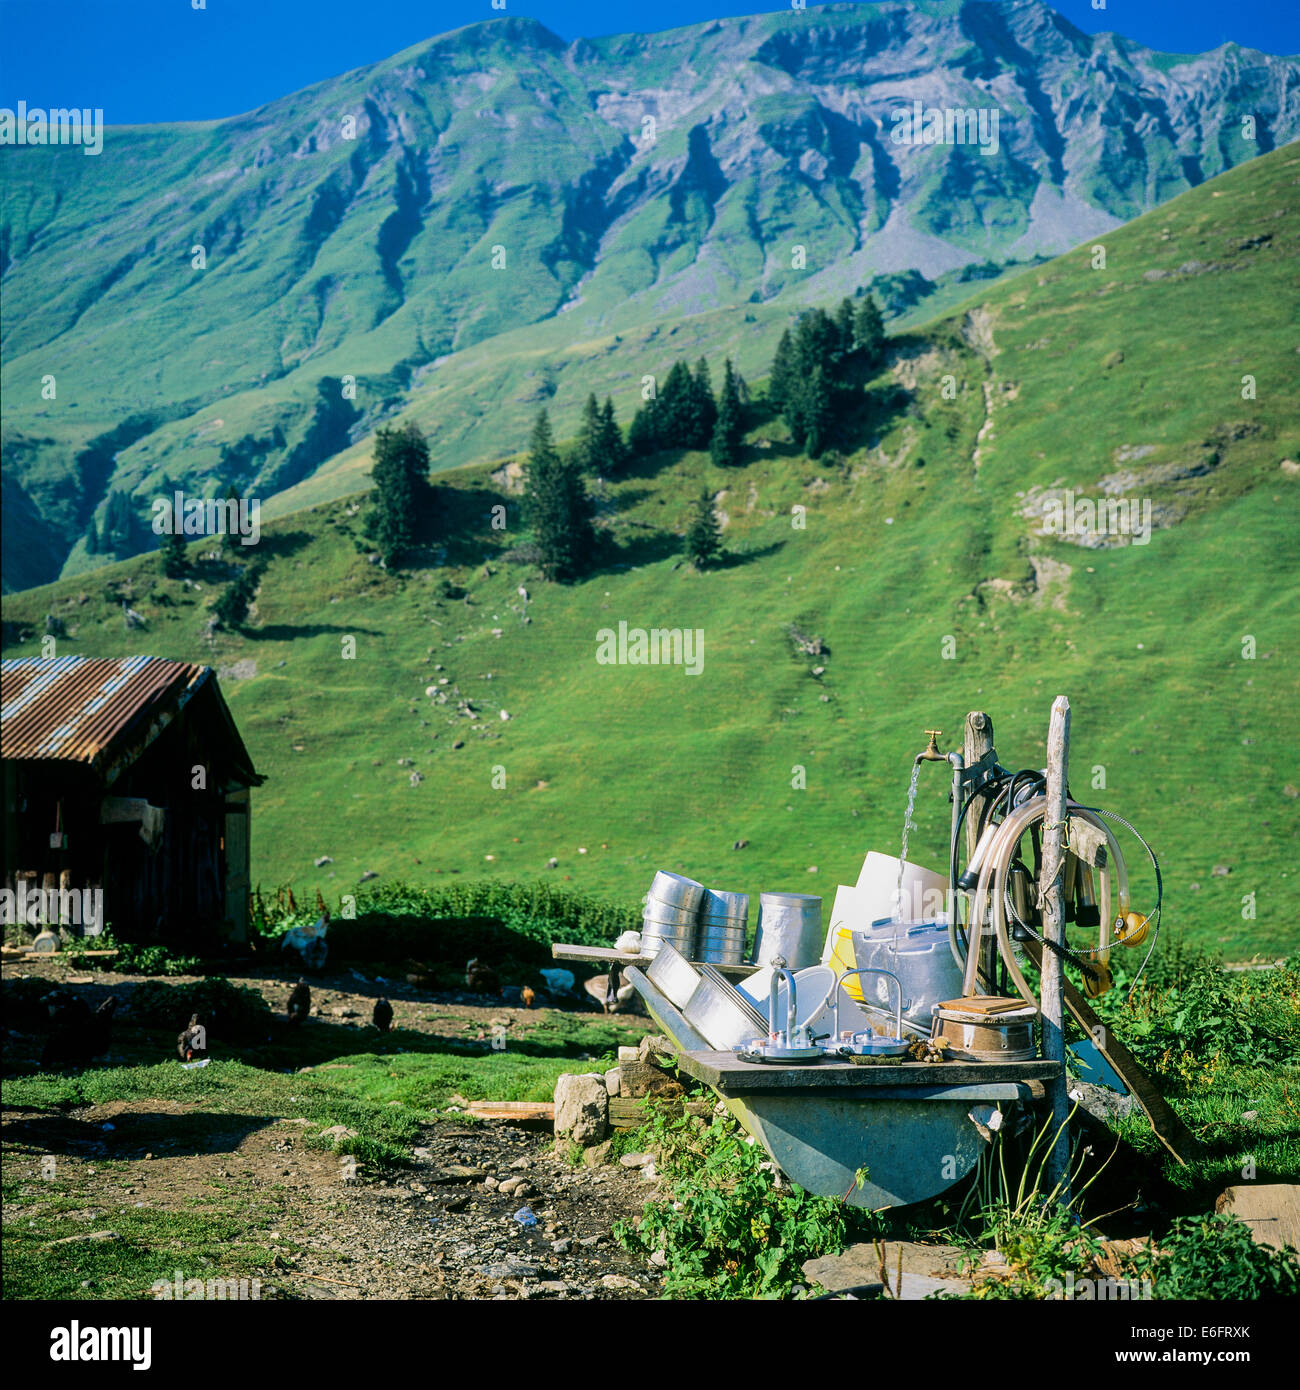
[915,729,947,764]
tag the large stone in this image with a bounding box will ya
[803,1241,969,1298]
[604,1067,622,1098]
[1215,1184,1300,1252]
[554,1072,609,1145]
[637,1034,673,1064]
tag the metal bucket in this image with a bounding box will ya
[641,915,696,960]
[683,969,768,1050]
[699,888,748,920]
[696,923,747,966]
[696,888,749,965]
[754,893,822,971]
[645,940,701,1010]
[648,871,704,912]
[642,899,697,927]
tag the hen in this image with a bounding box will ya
[286,978,311,1025]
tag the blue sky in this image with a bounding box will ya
[1,1,1296,125]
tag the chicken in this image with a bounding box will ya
[520,985,536,1009]
[465,958,500,996]
[177,1013,207,1062]
[42,997,116,1070]
[286,978,311,1025]
[372,998,393,1033]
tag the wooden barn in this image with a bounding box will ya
[1,655,264,944]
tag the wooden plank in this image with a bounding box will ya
[1040,694,1072,1195]
[675,1048,1061,1093]
[465,1101,553,1122]
[552,942,752,977]
[1021,939,1199,1166]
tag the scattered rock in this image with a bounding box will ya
[553,1073,609,1145]
[583,1140,614,1168]
[1212,864,1232,877]
[619,1152,654,1169]
[434,1165,488,1184]
[314,855,334,867]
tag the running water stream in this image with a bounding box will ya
[895,761,923,922]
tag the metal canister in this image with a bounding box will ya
[648,871,705,911]
[753,892,822,971]
[696,888,749,966]
[640,872,704,959]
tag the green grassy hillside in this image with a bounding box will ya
[4,146,1298,958]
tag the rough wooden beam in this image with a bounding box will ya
[1040,695,1072,1198]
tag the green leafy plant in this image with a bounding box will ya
[614,1108,872,1299]
[1124,1214,1299,1299]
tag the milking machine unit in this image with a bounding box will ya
[906,724,1164,1059]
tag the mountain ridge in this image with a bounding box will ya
[2,0,1297,591]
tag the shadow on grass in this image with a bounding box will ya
[2,1106,275,1159]
[245,623,383,641]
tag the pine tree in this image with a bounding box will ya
[366,421,430,564]
[688,358,717,448]
[598,397,627,476]
[628,398,662,456]
[573,393,603,474]
[802,365,835,458]
[85,518,99,554]
[217,484,242,551]
[684,488,723,570]
[710,358,745,467]
[854,293,886,366]
[524,409,595,582]
[769,327,794,412]
[834,298,856,360]
[160,529,188,578]
[659,360,695,448]
[213,560,265,631]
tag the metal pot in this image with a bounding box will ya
[851,920,965,1033]
[648,871,705,912]
[684,969,768,1050]
[753,893,822,970]
[645,941,701,1010]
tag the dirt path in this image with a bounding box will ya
[3,957,660,1300]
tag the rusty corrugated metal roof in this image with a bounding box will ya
[1,655,211,771]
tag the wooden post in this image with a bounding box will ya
[1040,696,1071,1199]
[963,711,997,991]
